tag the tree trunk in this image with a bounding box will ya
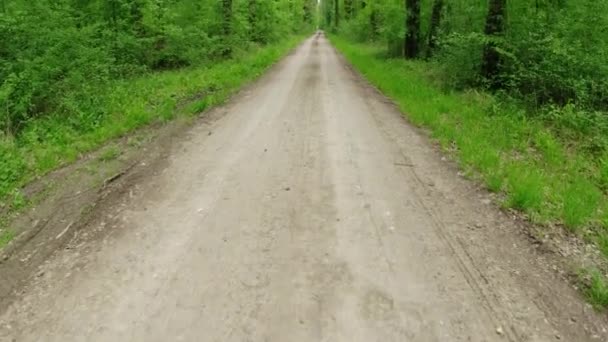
[370,7,380,39]
[481,0,507,86]
[427,0,444,57]
[405,0,421,58]
[222,0,233,56]
[334,0,339,28]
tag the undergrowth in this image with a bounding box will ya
[330,36,608,309]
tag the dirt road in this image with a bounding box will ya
[1,34,607,341]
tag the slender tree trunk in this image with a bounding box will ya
[427,0,444,57]
[481,0,507,87]
[370,7,380,39]
[405,0,421,58]
[334,0,339,28]
[222,0,233,56]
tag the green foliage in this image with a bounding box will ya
[0,0,316,135]
[334,0,608,151]
[0,229,15,248]
[562,179,601,230]
[0,140,26,198]
[433,32,486,89]
[505,167,544,213]
[99,146,121,162]
[583,270,608,309]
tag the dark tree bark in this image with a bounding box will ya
[221,0,232,56]
[426,0,444,57]
[370,7,380,39]
[334,0,339,28]
[481,0,507,87]
[405,0,421,58]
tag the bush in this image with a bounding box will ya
[434,32,486,89]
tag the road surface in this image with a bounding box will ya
[1,33,606,341]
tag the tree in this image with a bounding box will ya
[345,0,354,19]
[426,0,444,57]
[481,0,507,87]
[405,0,421,58]
[335,0,339,29]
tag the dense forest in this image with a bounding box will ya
[323,0,608,131]
[0,0,316,135]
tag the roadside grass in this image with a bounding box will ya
[583,269,608,309]
[330,36,608,308]
[0,229,15,249]
[98,145,121,162]
[0,35,305,246]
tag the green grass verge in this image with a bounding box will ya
[0,229,15,249]
[330,36,608,308]
[0,36,305,248]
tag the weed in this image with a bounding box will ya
[0,229,15,249]
[583,270,608,309]
[10,189,27,210]
[99,146,121,162]
[562,179,601,230]
[505,167,545,213]
[597,233,608,258]
[127,134,148,148]
[485,172,504,193]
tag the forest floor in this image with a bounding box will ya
[1,33,608,341]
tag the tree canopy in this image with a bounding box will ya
[323,0,608,115]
